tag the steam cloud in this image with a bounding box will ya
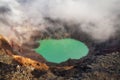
[0,0,120,50]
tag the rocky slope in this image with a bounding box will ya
[0,35,120,80]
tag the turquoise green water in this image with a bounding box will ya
[35,39,89,63]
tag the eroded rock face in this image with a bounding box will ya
[0,35,48,69]
[0,35,46,63]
